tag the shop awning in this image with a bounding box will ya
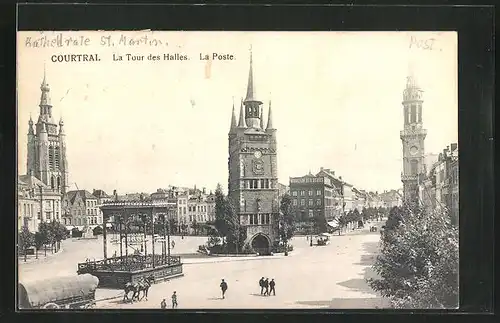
[65,225,74,231]
[105,223,112,228]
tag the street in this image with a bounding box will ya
[18,221,390,309]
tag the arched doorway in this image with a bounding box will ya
[251,234,271,255]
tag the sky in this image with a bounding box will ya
[17,31,457,195]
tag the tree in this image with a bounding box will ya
[51,221,67,252]
[18,226,34,262]
[214,184,229,242]
[279,194,295,255]
[368,206,459,309]
[34,232,44,259]
[191,219,199,236]
[38,222,55,256]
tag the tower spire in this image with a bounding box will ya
[266,99,274,130]
[40,65,51,107]
[237,98,247,128]
[244,45,262,104]
[229,96,237,133]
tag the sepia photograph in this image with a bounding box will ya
[16,31,458,310]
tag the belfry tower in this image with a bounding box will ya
[26,68,69,195]
[228,47,278,254]
[400,69,427,205]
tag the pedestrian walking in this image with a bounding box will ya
[220,279,228,299]
[269,279,276,296]
[171,291,178,308]
[259,277,265,295]
[264,278,269,296]
[160,299,167,309]
[171,241,176,249]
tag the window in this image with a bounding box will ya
[300,199,305,206]
[316,190,322,196]
[292,191,297,196]
[410,160,419,175]
[293,199,298,206]
[56,212,59,219]
[300,190,305,196]
[308,190,313,196]
[316,199,322,206]
[308,199,313,206]
[308,210,314,218]
[410,105,417,123]
[250,179,259,189]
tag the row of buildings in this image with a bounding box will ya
[418,143,459,224]
[288,167,402,222]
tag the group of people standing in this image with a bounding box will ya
[259,277,276,296]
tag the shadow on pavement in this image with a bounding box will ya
[207,297,222,301]
[296,297,391,309]
[336,241,383,295]
[249,293,268,297]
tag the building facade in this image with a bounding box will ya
[227,50,279,254]
[26,70,69,196]
[316,168,353,215]
[17,178,39,232]
[400,73,427,205]
[289,174,337,221]
[63,190,99,227]
[418,143,459,224]
[18,174,62,231]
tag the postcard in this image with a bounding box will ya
[17,31,458,310]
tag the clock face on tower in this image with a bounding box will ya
[410,146,418,155]
[254,151,262,159]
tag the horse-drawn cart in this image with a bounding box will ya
[18,274,99,309]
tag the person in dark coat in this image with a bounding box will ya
[259,277,265,295]
[160,299,167,309]
[269,279,276,296]
[220,279,228,299]
[264,278,269,296]
[171,291,178,308]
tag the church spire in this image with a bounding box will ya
[266,99,274,130]
[237,98,247,128]
[244,45,262,104]
[229,97,237,134]
[40,63,51,107]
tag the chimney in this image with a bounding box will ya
[203,187,206,194]
[320,167,324,171]
[451,143,458,151]
[93,189,97,195]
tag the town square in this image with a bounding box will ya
[17,31,459,310]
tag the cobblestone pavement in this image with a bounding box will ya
[19,221,390,309]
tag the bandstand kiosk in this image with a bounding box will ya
[77,200,183,289]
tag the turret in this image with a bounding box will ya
[243,46,263,129]
[27,116,36,176]
[266,99,275,131]
[237,99,247,128]
[229,98,237,135]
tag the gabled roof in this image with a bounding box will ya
[65,190,97,204]
[18,175,49,189]
[92,189,110,198]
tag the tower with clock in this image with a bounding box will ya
[227,48,278,254]
[400,71,427,205]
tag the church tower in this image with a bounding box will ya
[26,68,69,195]
[228,47,279,254]
[400,70,427,205]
